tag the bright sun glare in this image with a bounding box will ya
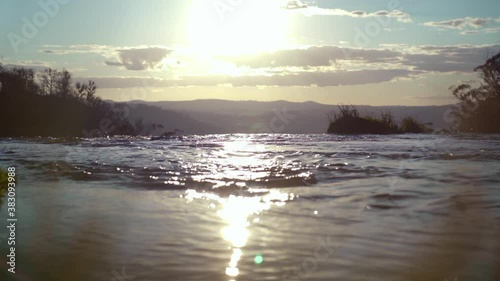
[187,0,290,56]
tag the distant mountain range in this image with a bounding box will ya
[126,100,454,134]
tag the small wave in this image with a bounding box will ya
[370,193,416,201]
[366,204,403,210]
[2,134,500,199]
[432,153,500,161]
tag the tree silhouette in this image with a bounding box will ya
[86,80,97,103]
[75,80,97,103]
[39,68,59,96]
[0,66,39,95]
[450,52,500,132]
[0,64,136,137]
[56,69,74,97]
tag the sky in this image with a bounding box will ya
[1,0,500,105]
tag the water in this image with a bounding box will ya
[0,134,499,281]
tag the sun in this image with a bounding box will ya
[187,0,290,56]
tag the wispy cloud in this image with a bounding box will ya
[34,43,500,88]
[105,47,172,71]
[424,17,492,29]
[2,60,52,71]
[40,45,115,55]
[74,43,499,89]
[224,46,401,68]
[406,95,455,100]
[291,7,412,23]
[458,26,500,35]
[80,69,415,88]
[483,27,500,33]
[460,30,481,35]
[40,45,173,71]
[222,44,499,74]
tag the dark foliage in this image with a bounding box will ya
[0,65,135,137]
[0,168,8,206]
[400,116,433,134]
[327,105,432,134]
[450,52,500,133]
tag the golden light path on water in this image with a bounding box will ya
[184,189,293,280]
[183,139,295,280]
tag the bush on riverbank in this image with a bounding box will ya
[327,105,432,134]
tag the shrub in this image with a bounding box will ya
[328,104,359,122]
[400,116,433,133]
[327,105,433,134]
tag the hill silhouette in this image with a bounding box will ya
[132,100,452,134]
[1,64,459,137]
[127,103,224,135]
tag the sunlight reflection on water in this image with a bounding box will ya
[185,188,293,280]
[184,139,298,279]
[2,135,500,280]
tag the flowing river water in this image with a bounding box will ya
[0,134,499,281]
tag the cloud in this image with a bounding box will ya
[222,44,500,74]
[483,27,500,33]
[12,60,50,66]
[469,17,491,27]
[41,44,64,48]
[2,62,51,72]
[460,30,481,35]
[41,43,500,88]
[81,69,414,88]
[407,95,455,100]
[403,53,475,72]
[379,44,409,48]
[41,45,173,71]
[402,44,500,72]
[42,50,59,54]
[423,17,492,29]
[291,7,412,23]
[352,10,366,16]
[460,26,500,35]
[282,0,307,10]
[105,47,172,71]
[224,46,401,68]
[40,44,114,55]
